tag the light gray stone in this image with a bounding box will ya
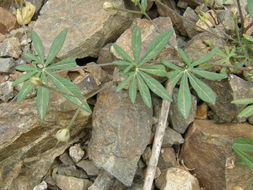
[69,144,85,163]
[77,160,99,176]
[162,127,184,147]
[0,81,14,102]
[88,171,115,190]
[0,37,22,58]
[182,7,199,38]
[0,58,15,73]
[33,181,47,190]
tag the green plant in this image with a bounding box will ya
[113,26,173,107]
[161,48,227,119]
[13,29,91,122]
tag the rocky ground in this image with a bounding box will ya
[0,0,253,190]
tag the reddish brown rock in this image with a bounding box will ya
[180,120,253,190]
[0,7,17,33]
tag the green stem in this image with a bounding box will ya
[67,108,81,130]
[112,7,143,15]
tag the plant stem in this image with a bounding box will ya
[67,108,81,130]
[112,7,143,15]
[143,81,173,190]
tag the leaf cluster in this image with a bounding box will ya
[13,29,91,122]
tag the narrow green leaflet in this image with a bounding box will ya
[160,59,182,71]
[15,64,37,72]
[238,105,253,117]
[178,73,192,119]
[24,53,42,63]
[113,44,132,62]
[129,75,137,103]
[188,72,216,104]
[191,47,219,67]
[234,138,253,146]
[247,0,253,19]
[139,65,167,77]
[46,71,91,113]
[16,81,34,103]
[46,58,77,70]
[177,48,192,65]
[113,60,131,66]
[137,74,152,107]
[36,73,49,122]
[232,98,253,105]
[232,146,253,171]
[12,71,38,86]
[139,71,171,101]
[243,34,253,43]
[168,71,183,89]
[132,27,142,62]
[122,65,134,74]
[140,29,173,65]
[45,29,68,65]
[31,31,45,62]
[116,73,134,91]
[140,0,147,11]
[191,69,227,81]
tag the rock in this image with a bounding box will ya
[88,170,115,190]
[182,7,199,38]
[57,165,88,179]
[205,74,253,122]
[77,160,99,176]
[74,74,100,96]
[54,174,92,190]
[97,43,116,74]
[86,62,109,85]
[0,7,17,33]
[33,181,48,190]
[0,58,15,73]
[88,83,153,186]
[0,0,15,10]
[111,17,177,60]
[162,127,184,147]
[0,96,90,190]
[0,81,14,102]
[217,10,235,33]
[32,0,135,59]
[69,144,85,163]
[180,120,253,190]
[27,0,45,15]
[0,37,22,58]
[59,152,75,166]
[155,167,201,190]
[195,103,208,120]
[169,88,197,134]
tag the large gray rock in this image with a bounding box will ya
[88,83,153,186]
[0,58,15,73]
[32,0,135,59]
[0,95,90,190]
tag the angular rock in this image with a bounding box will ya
[97,43,116,74]
[155,167,201,190]
[54,174,92,190]
[217,10,235,33]
[180,120,253,190]
[32,0,135,59]
[59,152,75,166]
[169,88,197,134]
[111,17,177,60]
[77,160,99,176]
[0,0,15,10]
[205,74,253,122]
[0,96,90,190]
[162,127,184,147]
[88,83,153,186]
[33,181,48,190]
[182,7,199,38]
[195,103,208,120]
[69,144,85,163]
[57,165,88,179]
[88,170,115,190]
[0,81,14,102]
[0,57,15,73]
[0,37,22,58]
[86,62,109,85]
[0,7,17,33]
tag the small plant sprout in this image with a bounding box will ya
[13,29,91,122]
[112,26,173,108]
[102,2,114,10]
[55,128,70,142]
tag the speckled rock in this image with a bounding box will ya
[88,83,152,186]
[0,81,14,102]
[69,144,85,163]
[162,127,184,147]
[0,37,22,58]
[0,58,15,73]
[32,0,135,59]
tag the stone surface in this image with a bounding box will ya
[169,88,197,134]
[69,144,85,163]
[0,57,15,73]
[32,0,135,59]
[155,167,201,190]
[217,10,235,33]
[0,81,14,102]
[0,96,90,190]
[162,127,184,147]
[54,174,92,190]
[195,103,208,120]
[77,160,99,176]
[180,120,253,190]
[0,37,22,58]
[33,181,48,190]
[0,7,17,33]
[57,165,88,179]
[86,62,109,85]
[88,83,153,186]
[88,170,115,190]
[97,43,116,74]
[111,17,177,60]
[182,7,199,38]
[206,74,253,122]
[59,152,75,166]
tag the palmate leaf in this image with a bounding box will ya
[12,71,38,86]
[113,44,132,62]
[16,64,37,72]
[191,47,219,67]
[132,27,142,62]
[46,71,91,113]
[232,98,253,105]
[168,71,183,90]
[139,71,171,101]
[24,53,42,63]
[191,69,227,81]
[140,29,173,65]
[116,73,134,92]
[161,59,182,71]
[46,58,77,70]
[31,31,45,62]
[247,0,253,19]
[178,73,192,119]
[139,65,167,77]
[113,60,131,66]
[16,81,34,103]
[129,75,137,103]
[137,74,152,107]
[36,72,49,122]
[45,29,68,66]
[238,105,253,117]
[187,72,216,104]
